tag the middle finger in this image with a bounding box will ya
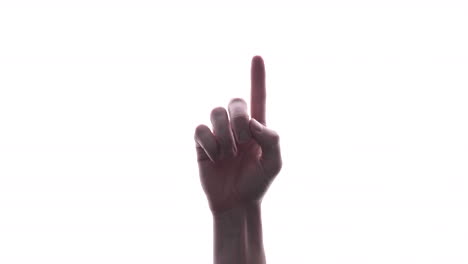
[210,106,237,159]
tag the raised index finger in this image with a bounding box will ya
[251,55,266,125]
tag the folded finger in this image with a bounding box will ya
[194,124,219,163]
[211,107,236,159]
[228,98,251,144]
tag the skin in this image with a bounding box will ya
[194,56,282,264]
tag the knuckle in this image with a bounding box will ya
[195,124,209,137]
[228,98,248,117]
[195,124,207,133]
[211,106,226,117]
[228,97,246,105]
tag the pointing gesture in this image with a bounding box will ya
[194,55,282,214]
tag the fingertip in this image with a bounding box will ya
[252,56,265,71]
[252,55,264,64]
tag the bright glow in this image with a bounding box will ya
[1,1,467,263]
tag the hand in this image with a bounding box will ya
[194,56,282,215]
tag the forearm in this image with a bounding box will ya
[213,202,266,264]
[245,203,266,263]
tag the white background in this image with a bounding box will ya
[1,0,467,263]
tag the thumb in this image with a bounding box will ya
[249,118,282,177]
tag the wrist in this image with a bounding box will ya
[213,206,248,264]
[212,202,265,264]
[212,201,260,220]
